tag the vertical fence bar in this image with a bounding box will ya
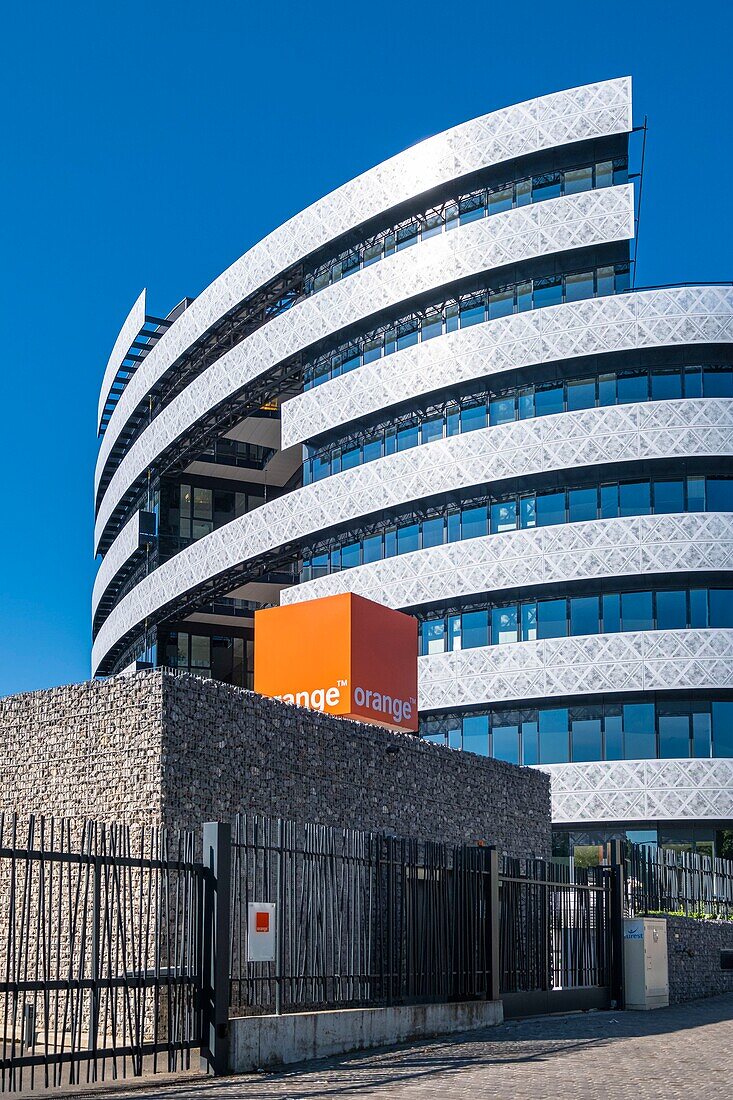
[200,822,231,1077]
[487,848,500,1003]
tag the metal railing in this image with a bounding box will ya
[625,842,733,919]
[228,814,497,1016]
[0,814,205,1092]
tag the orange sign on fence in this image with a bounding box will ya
[254,592,418,733]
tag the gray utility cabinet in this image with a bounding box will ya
[623,917,669,1010]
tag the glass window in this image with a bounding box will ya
[654,480,685,514]
[707,479,733,512]
[533,173,561,201]
[535,384,564,417]
[463,610,489,649]
[595,161,613,188]
[687,476,706,512]
[488,288,514,319]
[446,405,460,436]
[447,614,462,651]
[690,588,708,628]
[363,439,382,464]
[460,403,487,433]
[396,322,418,351]
[421,311,443,341]
[397,425,419,451]
[521,602,537,642]
[713,702,733,757]
[571,709,603,762]
[515,179,531,207]
[600,483,619,519]
[518,387,534,419]
[488,186,512,214]
[492,605,518,645]
[422,619,445,655]
[605,710,624,760]
[516,281,532,312]
[567,377,596,410]
[617,371,648,404]
[619,481,651,517]
[363,242,381,267]
[397,524,419,555]
[520,495,536,528]
[521,718,539,765]
[710,589,733,628]
[684,367,703,397]
[490,500,517,533]
[463,714,489,755]
[569,487,597,523]
[362,535,382,564]
[489,395,516,425]
[462,506,488,539]
[460,299,485,328]
[447,511,461,543]
[565,272,595,303]
[621,590,653,632]
[659,705,691,758]
[651,371,683,401]
[564,166,593,194]
[341,542,361,569]
[396,222,418,250]
[341,446,361,470]
[421,517,444,548]
[596,266,615,297]
[657,590,687,630]
[624,703,656,759]
[570,596,599,637]
[533,276,562,308]
[330,546,341,571]
[422,213,442,240]
[704,369,733,397]
[492,714,520,764]
[693,708,712,758]
[190,634,211,670]
[341,348,361,374]
[536,491,565,527]
[459,194,484,224]
[363,337,382,364]
[175,632,188,669]
[603,593,621,633]
[421,416,443,445]
[539,708,569,764]
[538,599,567,639]
[445,302,459,332]
[598,373,617,406]
[311,553,329,578]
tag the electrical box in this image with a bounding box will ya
[623,917,669,1010]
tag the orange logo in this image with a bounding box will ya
[254,593,418,733]
[255,911,270,933]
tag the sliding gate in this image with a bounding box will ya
[0,815,207,1092]
[499,857,624,1018]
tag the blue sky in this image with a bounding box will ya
[0,0,730,697]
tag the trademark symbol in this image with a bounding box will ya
[337,679,348,687]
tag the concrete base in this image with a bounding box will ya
[229,1000,504,1072]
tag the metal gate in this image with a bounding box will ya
[499,856,623,1018]
[0,814,207,1092]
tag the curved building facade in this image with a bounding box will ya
[93,78,733,858]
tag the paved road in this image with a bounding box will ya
[42,994,733,1099]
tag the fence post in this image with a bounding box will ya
[201,822,231,1076]
[607,842,625,1011]
[487,847,501,1003]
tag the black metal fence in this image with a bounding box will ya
[624,842,733,920]
[499,857,622,1017]
[228,814,498,1015]
[0,814,205,1093]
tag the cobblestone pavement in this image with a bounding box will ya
[49,994,733,1099]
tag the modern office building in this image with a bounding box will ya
[93,78,733,858]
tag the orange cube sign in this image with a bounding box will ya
[254,593,418,733]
